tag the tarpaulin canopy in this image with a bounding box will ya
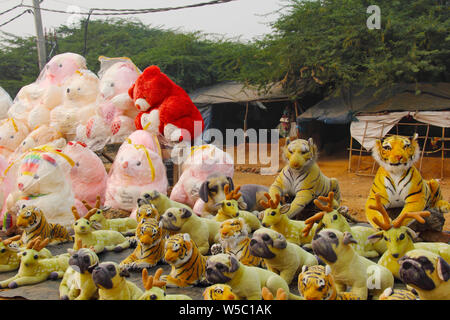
[297,82,450,124]
[189,81,290,106]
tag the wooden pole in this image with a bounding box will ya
[419,124,429,173]
[348,134,353,172]
[32,0,47,71]
[441,127,445,180]
[356,121,368,174]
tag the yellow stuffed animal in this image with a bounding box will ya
[139,268,192,300]
[249,228,317,284]
[203,284,238,300]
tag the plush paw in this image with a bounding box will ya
[210,243,223,255]
[8,281,18,289]
[49,272,59,280]
[113,246,124,253]
[128,237,137,248]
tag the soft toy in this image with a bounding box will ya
[16,206,73,246]
[126,130,162,156]
[135,203,159,224]
[249,228,317,284]
[311,229,394,300]
[128,65,204,142]
[62,141,107,216]
[367,194,450,279]
[162,233,207,287]
[213,185,261,233]
[87,203,137,236]
[120,218,164,270]
[71,206,130,254]
[212,218,264,267]
[92,261,143,300]
[170,144,234,209]
[159,207,220,255]
[269,138,341,219]
[261,287,287,300]
[0,86,12,120]
[0,235,22,272]
[132,190,190,220]
[0,237,70,289]
[104,138,168,212]
[205,253,302,300]
[9,53,87,130]
[0,118,29,160]
[203,284,238,300]
[260,193,315,246]
[365,134,450,229]
[298,265,360,300]
[5,145,76,228]
[50,69,100,140]
[60,241,100,300]
[379,287,419,300]
[399,249,450,300]
[12,125,66,159]
[140,268,192,300]
[303,192,387,258]
[76,57,140,150]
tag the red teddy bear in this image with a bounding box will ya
[128,65,204,142]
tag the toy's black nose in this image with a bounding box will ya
[249,239,258,246]
[67,88,70,93]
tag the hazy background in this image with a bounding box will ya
[0,0,287,40]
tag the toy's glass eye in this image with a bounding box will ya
[1,248,5,253]
[110,83,114,87]
[271,211,276,216]
[226,202,231,206]
[318,279,325,287]
[86,221,90,225]
[382,145,391,150]
[75,222,78,226]
[77,88,81,91]
[173,243,180,251]
[25,210,32,217]
[59,64,63,67]
[333,214,338,220]
[399,233,405,240]
[302,277,308,286]
[152,228,157,235]
[76,162,80,167]
[23,252,27,256]
[150,294,157,300]
[384,236,388,241]
[34,254,38,259]
[10,135,14,139]
[34,174,39,179]
[136,161,141,166]
[214,288,223,294]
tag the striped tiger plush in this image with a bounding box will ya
[162,233,206,288]
[16,206,73,246]
[136,204,160,224]
[298,265,360,300]
[203,284,238,300]
[120,219,165,270]
[217,218,264,267]
[269,138,341,219]
[379,287,419,300]
[366,134,450,228]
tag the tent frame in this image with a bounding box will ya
[348,121,449,179]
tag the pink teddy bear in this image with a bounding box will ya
[104,135,168,212]
[170,144,234,211]
[62,141,108,217]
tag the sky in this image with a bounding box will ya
[0,0,288,41]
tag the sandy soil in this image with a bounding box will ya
[229,141,450,232]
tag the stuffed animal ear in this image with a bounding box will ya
[280,204,290,214]
[180,208,192,219]
[119,267,130,278]
[342,232,357,245]
[198,181,210,203]
[324,264,332,275]
[273,234,287,249]
[229,255,240,273]
[405,227,418,240]
[285,138,291,147]
[367,231,384,243]
[301,265,308,273]
[183,233,191,243]
[437,257,450,282]
[128,83,135,100]
[411,133,419,142]
[237,198,247,210]
[87,262,98,274]
[226,177,234,191]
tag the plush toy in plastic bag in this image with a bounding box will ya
[104,137,168,212]
[0,118,30,160]
[8,53,87,130]
[126,130,162,157]
[0,87,12,120]
[170,144,234,210]
[63,141,107,217]
[50,69,100,141]
[5,145,76,228]
[76,56,140,151]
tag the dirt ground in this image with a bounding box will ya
[230,141,450,232]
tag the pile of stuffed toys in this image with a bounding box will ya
[0,52,448,300]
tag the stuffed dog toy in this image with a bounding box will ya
[311,229,394,300]
[92,261,143,300]
[205,253,302,300]
[198,173,268,215]
[249,228,317,284]
[399,249,450,300]
[159,207,220,255]
[132,190,191,220]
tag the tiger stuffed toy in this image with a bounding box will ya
[365,134,450,228]
[214,218,265,267]
[379,287,419,300]
[136,204,160,224]
[298,265,360,300]
[16,206,73,246]
[269,138,341,219]
[162,233,207,288]
[120,218,165,271]
[203,284,238,300]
